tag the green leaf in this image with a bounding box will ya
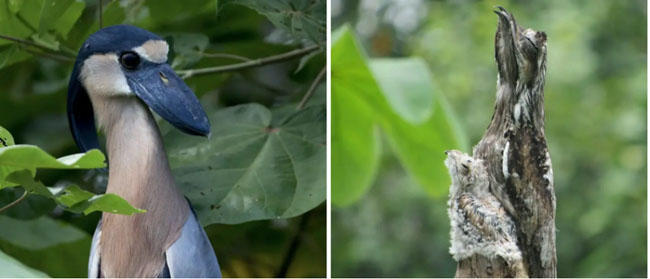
[167,33,210,69]
[5,170,145,215]
[0,188,56,220]
[0,145,104,189]
[69,193,146,215]
[224,0,326,45]
[16,0,44,31]
[6,170,54,197]
[331,25,467,202]
[145,0,214,24]
[331,85,381,206]
[39,0,73,33]
[163,103,326,224]
[7,0,23,14]
[0,125,14,147]
[0,145,106,171]
[47,0,85,38]
[0,45,31,68]
[30,32,59,51]
[0,215,87,250]
[369,58,435,124]
[0,1,34,47]
[331,33,381,206]
[52,185,93,207]
[0,249,49,277]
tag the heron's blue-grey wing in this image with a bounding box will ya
[88,220,102,278]
[165,207,221,278]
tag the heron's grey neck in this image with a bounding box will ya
[100,98,176,197]
[92,96,189,277]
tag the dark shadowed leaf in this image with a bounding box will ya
[163,103,326,224]
[0,187,56,220]
[167,33,210,69]
[0,215,86,250]
[223,0,326,45]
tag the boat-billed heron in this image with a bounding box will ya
[67,25,221,278]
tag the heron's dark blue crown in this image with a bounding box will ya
[75,25,163,64]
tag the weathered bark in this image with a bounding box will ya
[451,7,556,278]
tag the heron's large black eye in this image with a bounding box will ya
[120,51,140,70]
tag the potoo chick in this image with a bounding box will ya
[445,150,521,266]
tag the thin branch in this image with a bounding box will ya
[201,52,251,62]
[0,190,29,214]
[297,66,326,109]
[21,46,75,63]
[178,44,321,79]
[0,34,49,51]
[0,34,75,59]
[275,211,311,278]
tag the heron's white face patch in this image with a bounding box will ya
[80,53,132,97]
[132,40,168,64]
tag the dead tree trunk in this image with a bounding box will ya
[445,7,556,278]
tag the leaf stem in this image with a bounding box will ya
[297,66,326,109]
[276,210,311,278]
[178,44,321,79]
[200,52,252,62]
[0,190,29,214]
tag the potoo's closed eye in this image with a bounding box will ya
[120,51,141,70]
[460,163,469,175]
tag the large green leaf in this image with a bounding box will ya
[370,58,435,125]
[331,26,467,203]
[224,0,326,45]
[163,103,326,224]
[0,249,49,277]
[331,31,381,206]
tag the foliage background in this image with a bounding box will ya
[0,0,325,277]
[332,0,647,277]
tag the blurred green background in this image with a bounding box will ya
[332,0,647,277]
[0,0,325,277]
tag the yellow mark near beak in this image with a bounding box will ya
[159,72,169,86]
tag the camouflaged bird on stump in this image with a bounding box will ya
[445,7,556,278]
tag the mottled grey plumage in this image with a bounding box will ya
[445,7,556,278]
[445,151,522,269]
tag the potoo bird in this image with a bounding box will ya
[445,150,522,267]
[445,7,556,278]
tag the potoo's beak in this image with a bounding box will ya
[493,6,519,85]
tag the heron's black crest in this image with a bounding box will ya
[76,25,162,64]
